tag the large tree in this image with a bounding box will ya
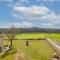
[6,25,17,48]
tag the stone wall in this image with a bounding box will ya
[46,39,60,52]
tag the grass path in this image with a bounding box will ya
[13,49,33,60]
[14,49,25,60]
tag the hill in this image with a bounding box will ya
[0,27,60,33]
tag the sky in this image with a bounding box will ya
[0,0,60,28]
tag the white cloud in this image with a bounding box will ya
[2,22,32,28]
[41,12,58,23]
[11,5,60,28]
[42,23,54,28]
[13,5,59,22]
[13,5,51,20]
[0,0,60,28]
[13,5,50,15]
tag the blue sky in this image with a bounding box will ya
[0,0,60,28]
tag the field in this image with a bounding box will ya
[4,33,60,43]
[17,33,60,42]
[0,33,60,60]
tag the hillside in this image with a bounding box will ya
[0,27,60,33]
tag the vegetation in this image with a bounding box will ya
[0,40,55,60]
[16,33,60,42]
[6,25,17,48]
[0,33,60,60]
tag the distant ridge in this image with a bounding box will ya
[0,27,60,33]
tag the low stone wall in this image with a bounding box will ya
[46,39,60,53]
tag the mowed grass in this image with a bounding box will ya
[1,33,60,60]
[0,40,55,60]
[16,33,47,39]
[16,33,60,42]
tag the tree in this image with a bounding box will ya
[6,25,17,48]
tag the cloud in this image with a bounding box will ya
[13,22,32,28]
[3,0,60,28]
[13,5,50,15]
[13,5,50,20]
[0,0,60,28]
[13,5,58,23]
[1,22,32,28]
[42,23,54,28]
[11,5,60,28]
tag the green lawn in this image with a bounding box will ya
[0,40,55,60]
[14,40,55,60]
[1,33,60,60]
[16,33,60,42]
[16,33,47,39]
